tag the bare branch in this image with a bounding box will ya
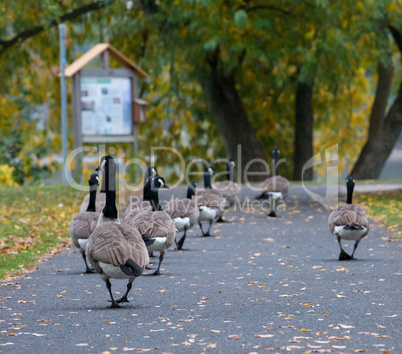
[388,25,402,54]
[0,0,115,56]
[246,4,291,16]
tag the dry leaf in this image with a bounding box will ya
[307,343,322,349]
[338,324,354,328]
[262,238,275,242]
[255,334,274,338]
[228,335,240,339]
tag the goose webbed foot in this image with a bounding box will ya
[200,220,213,236]
[268,211,277,217]
[85,268,95,273]
[116,283,132,303]
[339,248,352,261]
[145,265,155,270]
[145,253,164,276]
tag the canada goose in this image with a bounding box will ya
[212,159,239,207]
[123,166,158,216]
[164,181,200,250]
[69,173,100,273]
[86,156,149,308]
[131,176,176,275]
[328,177,370,260]
[195,167,226,236]
[257,149,290,217]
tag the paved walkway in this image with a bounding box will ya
[1,185,401,353]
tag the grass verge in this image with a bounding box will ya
[0,185,83,280]
[356,191,401,239]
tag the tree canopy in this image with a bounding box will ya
[0,0,401,184]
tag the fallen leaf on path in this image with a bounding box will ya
[255,334,274,338]
[338,324,354,328]
[137,348,158,352]
[228,335,240,339]
[307,343,322,349]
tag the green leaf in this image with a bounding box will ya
[234,9,248,30]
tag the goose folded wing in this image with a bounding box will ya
[329,204,367,233]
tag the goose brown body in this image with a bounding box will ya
[131,210,176,251]
[212,180,239,206]
[165,198,199,228]
[123,201,153,226]
[69,212,99,249]
[195,191,226,219]
[86,223,149,277]
[328,203,370,237]
[259,175,290,198]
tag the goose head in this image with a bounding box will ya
[88,173,100,191]
[96,155,116,172]
[152,175,169,190]
[146,166,158,178]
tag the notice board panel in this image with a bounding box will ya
[80,77,132,135]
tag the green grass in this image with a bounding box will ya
[356,192,402,239]
[0,185,84,279]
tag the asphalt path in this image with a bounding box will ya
[1,185,401,353]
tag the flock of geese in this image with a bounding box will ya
[69,151,370,308]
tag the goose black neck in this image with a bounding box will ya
[86,189,97,212]
[150,189,162,211]
[346,182,354,204]
[144,178,162,211]
[204,171,212,189]
[102,159,118,219]
[226,162,233,181]
[273,150,279,176]
[187,184,195,199]
[143,177,152,200]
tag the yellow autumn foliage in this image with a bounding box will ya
[0,165,18,187]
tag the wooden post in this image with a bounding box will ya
[100,50,109,69]
[72,71,83,183]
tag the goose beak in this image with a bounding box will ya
[95,166,100,171]
[164,184,170,189]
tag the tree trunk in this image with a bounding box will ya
[351,25,402,179]
[199,67,266,181]
[350,62,397,179]
[293,80,314,181]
